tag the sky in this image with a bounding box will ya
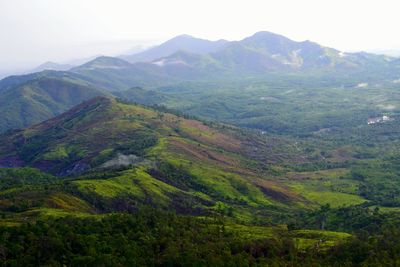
[1,0,400,76]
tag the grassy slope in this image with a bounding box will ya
[1,95,384,214]
[2,95,394,233]
[284,169,366,208]
[0,96,377,252]
[0,97,306,217]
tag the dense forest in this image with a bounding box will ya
[2,207,400,266]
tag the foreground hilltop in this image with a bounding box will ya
[0,96,311,219]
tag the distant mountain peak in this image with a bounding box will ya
[73,56,132,70]
[170,34,196,40]
[245,31,293,42]
[120,34,229,63]
[89,56,131,64]
[251,31,285,37]
[31,61,74,73]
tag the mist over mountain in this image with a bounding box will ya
[30,61,75,73]
[106,31,400,79]
[157,31,396,73]
[0,31,399,133]
[120,34,229,63]
[368,48,400,57]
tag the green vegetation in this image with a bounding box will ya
[0,97,307,220]
[1,53,400,264]
[0,209,355,266]
[1,95,399,218]
[0,168,57,190]
[2,207,399,266]
[0,77,108,132]
[75,167,182,206]
[286,169,367,207]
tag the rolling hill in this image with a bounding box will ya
[1,97,399,265]
[0,95,381,219]
[0,77,108,132]
[0,96,314,216]
[70,56,179,90]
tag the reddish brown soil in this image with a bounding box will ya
[180,120,242,152]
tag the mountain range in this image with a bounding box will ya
[120,34,229,63]
[3,32,398,90]
[70,31,400,89]
[0,31,399,134]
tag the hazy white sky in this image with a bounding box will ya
[1,0,400,74]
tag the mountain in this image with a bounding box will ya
[116,32,399,83]
[234,31,395,71]
[31,61,74,72]
[0,70,68,92]
[0,96,308,215]
[232,31,337,70]
[0,77,108,132]
[159,31,395,73]
[0,31,398,134]
[113,86,174,106]
[70,56,179,90]
[2,32,398,93]
[73,56,133,70]
[121,34,228,63]
[10,32,394,93]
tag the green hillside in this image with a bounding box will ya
[1,96,400,265]
[2,96,398,216]
[0,96,310,216]
[0,77,108,132]
[1,31,399,135]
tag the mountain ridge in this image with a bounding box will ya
[31,61,74,73]
[0,77,108,132]
[120,34,229,63]
[3,31,398,92]
[0,30,399,133]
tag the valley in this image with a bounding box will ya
[1,31,400,266]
